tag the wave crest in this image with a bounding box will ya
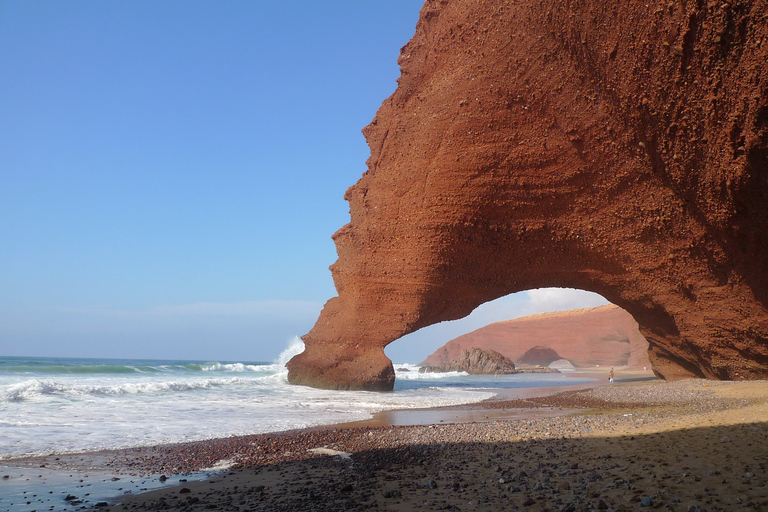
[0,377,253,402]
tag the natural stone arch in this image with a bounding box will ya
[287,0,768,390]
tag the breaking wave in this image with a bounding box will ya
[0,376,258,402]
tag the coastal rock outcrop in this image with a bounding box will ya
[421,305,652,370]
[287,0,768,390]
[419,348,517,374]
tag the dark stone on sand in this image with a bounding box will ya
[64,494,78,501]
[522,496,537,506]
[641,496,653,507]
[2,475,8,479]
[179,488,191,494]
[159,475,167,482]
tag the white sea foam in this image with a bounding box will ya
[276,336,305,365]
[0,376,258,401]
[200,362,271,372]
[394,363,468,380]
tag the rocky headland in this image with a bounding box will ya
[421,305,651,370]
[418,347,517,374]
[288,0,768,390]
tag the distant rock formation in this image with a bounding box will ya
[419,348,517,375]
[549,359,576,371]
[287,0,768,390]
[518,346,563,367]
[421,305,651,369]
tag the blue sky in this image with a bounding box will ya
[0,1,607,363]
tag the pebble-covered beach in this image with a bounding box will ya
[5,377,768,511]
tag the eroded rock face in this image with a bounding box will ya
[287,0,768,390]
[420,305,651,369]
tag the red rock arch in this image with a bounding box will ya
[287,0,768,390]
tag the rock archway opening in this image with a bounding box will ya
[384,288,609,365]
[407,288,652,375]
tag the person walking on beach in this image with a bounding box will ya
[609,367,615,385]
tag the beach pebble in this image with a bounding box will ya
[641,496,653,507]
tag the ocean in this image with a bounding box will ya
[0,338,595,460]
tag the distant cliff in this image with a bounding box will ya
[421,305,651,369]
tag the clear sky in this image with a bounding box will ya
[0,1,607,364]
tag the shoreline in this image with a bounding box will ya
[102,377,768,511]
[0,369,614,468]
[0,369,615,511]
[335,369,628,429]
[6,371,766,511]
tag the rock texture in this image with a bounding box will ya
[420,305,652,369]
[287,0,768,390]
[419,348,517,374]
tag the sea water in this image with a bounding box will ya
[0,338,593,459]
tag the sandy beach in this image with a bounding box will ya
[3,372,767,511]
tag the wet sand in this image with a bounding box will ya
[4,371,768,511]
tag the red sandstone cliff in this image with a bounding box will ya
[420,305,651,370]
[288,0,768,390]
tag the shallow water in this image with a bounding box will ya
[0,464,211,512]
